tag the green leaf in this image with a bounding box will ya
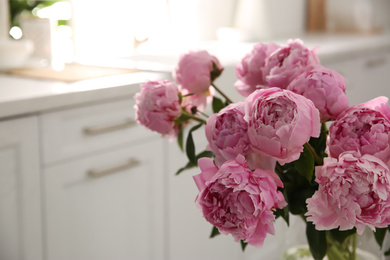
[212,96,225,113]
[374,227,387,249]
[210,226,220,238]
[329,228,356,244]
[284,169,316,215]
[294,145,314,182]
[275,206,289,226]
[240,240,248,251]
[185,123,203,166]
[175,150,214,175]
[175,161,195,175]
[309,123,328,161]
[275,189,289,225]
[306,221,327,260]
[196,150,214,159]
[177,126,184,151]
[178,113,192,122]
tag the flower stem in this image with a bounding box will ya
[304,143,322,165]
[211,82,233,104]
[197,110,209,118]
[351,233,357,260]
[327,245,348,260]
[326,232,349,260]
[181,110,207,124]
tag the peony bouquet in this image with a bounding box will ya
[134,39,390,260]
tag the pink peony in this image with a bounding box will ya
[173,50,223,94]
[244,88,320,165]
[287,66,349,122]
[235,42,280,97]
[134,80,182,137]
[205,102,251,166]
[193,155,286,247]
[234,80,259,98]
[306,152,390,234]
[354,96,390,120]
[328,97,390,164]
[264,39,320,89]
[205,102,275,170]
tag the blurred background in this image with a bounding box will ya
[1,1,390,260]
[1,0,390,68]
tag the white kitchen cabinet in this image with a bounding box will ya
[41,98,154,165]
[322,52,390,106]
[43,137,166,260]
[0,116,42,260]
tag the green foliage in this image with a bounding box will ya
[175,121,213,175]
[275,206,290,226]
[328,228,356,245]
[175,150,214,175]
[175,161,194,176]
[9,0,59,26]
[275,189,289,226]
[375,226,390,256]
[185,123,203,165]
[294,145,315,182]
[240,240,248,251]
[177,126,184,151]
[306,221,327,260]
[212,96,225,114]
[279,165,316,215]
[210,226,220,238]
[374,227,387,249]
[309,123,329,164]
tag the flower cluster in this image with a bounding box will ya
[134,39,390,259]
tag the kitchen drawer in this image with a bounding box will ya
[41,98,153,165]
[43,138,166,260]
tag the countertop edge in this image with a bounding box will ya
[0,71,167,120]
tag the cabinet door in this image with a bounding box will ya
[0,116,42,260]
[44,138,166,260]
[41,97,154,165]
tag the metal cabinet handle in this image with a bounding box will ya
[83,118,136,136]
[87,158,140,178]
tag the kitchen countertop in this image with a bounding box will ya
[0,71,166,120]
[0,32,389,121]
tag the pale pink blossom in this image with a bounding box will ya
[306,152,390,234]
[134,80,181,137]
[173,50,223,94]
[354,96,390,120]
[205,102,275,169]
[193,155,286,247]
[264,39,320,89]
[286,66,349,122]
[205,102,251,166]
[244,88,320,164]
[328,97,390,164]
[235,42,280,97]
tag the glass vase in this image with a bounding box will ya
[283,226,386,260]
